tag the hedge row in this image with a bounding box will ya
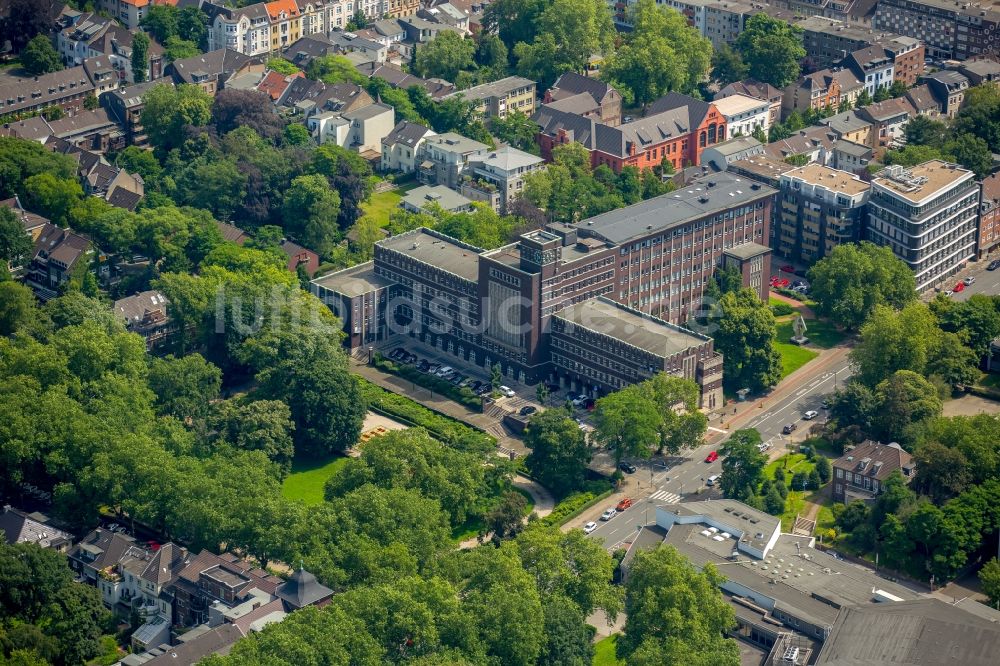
[539,480,615,527]
[373,353,483,410]
[357,376,496,454]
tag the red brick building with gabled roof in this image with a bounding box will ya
[533,92,727,174]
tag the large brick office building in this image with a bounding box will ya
[313,174,775,408]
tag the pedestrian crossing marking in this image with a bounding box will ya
[649,490,681,503]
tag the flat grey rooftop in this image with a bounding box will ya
[311,262,392,297]
[724,241,771,261]
[576,173,775,245]
[378,228,482,281]
[553,297,709,358]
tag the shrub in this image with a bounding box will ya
[539,480,614,527]
[770,301,795,316]
[356,377,495,453]
[373,353,482,409]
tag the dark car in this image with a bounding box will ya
[417,360,430,372]
[619,462,637,474]
[782,423,797,435]
[520,405,537,417]
[990,260,1000,271]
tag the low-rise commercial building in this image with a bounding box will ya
[449,76,536,120]
[867,161,980,291]
[777,164,870,264]
[715,79,783,127]
[468,146,545,213]
[712,93,771,138]
[978,173,1000,258]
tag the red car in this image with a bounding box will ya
[616,498,633,511]
[779,265,796,273]
[954,281,965,293]
[705,451,719,463]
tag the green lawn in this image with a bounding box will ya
[281,456,350,505]
[775,342,819,379]
[765,454,821,532]
[775,318,845,349]
[361,181,420,227]
[593,635,624,666]
[977,371,1000,391]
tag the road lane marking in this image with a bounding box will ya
[649,490,681,503]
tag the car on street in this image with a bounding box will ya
[954,281,965,293]
[945,290,955,297]
[619,462,637,474]
[435,366,453,378]
[964,276,976,285]
[792,280,807,288]
[600,508,617,521]
[757,441,771,452]
[803,410,819,420]
[583,521,598,534]
[498,385,516,398]
[782,423,797,434]
[705,451,718,463]
[519,405,537,416]
[989,260,1000,271]
[821,399,830,409]
[779,265,795,273]
[571,394,588,407]
[706,474,720,486]
[616,498,633,511]
[417,360,430,372]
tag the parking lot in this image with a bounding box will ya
[379,339,596,428]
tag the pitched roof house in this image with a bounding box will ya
[545,71,622,126]
[832,440,915,504]
[0,506,73,551]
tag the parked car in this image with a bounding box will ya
[792,280,807,288]
[571,394,588,407]
[417,360,430,372]
[476,385,492,396]
[584,398,596,410]
[619,462,637,474]
[945,290,955,297]
[821,399,830,409]
[427,363,441,374]
[988,260,1000,271]
[782,423,797,434]
[954,281,965,293]
[520,405,537,416]
[964,276,976,286]
[779,265,795,273]
[616,498,633,511]
[803,410,819,420]
[435,366,453,378]
[583,521,598,534]
[705,451,718,463]
[498,385,516,398]
[706,474,720,486]
[600,508,617,521]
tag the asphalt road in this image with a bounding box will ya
[587,354,854,551]
[949,260,1000,302]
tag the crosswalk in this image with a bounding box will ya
[648,489,681,504]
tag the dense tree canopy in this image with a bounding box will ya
[602,0,711,104]
[711,288,781,393]
[513,0,615,90]
[523,409,592,498]
[734,14,805,89]
[20,35,61,76]
[807,242,916,330]
[413,31,476,82]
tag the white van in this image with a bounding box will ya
[706,474,720,486]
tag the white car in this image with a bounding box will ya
[964,276,976,286]
[435,366,453,378]
[498,385,516,398]
[571,394,588,407]
[583,521,598,534]
[803,410,819,420]
[600,508,617,521]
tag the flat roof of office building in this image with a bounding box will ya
[311,261,393,297]
[783,164,870,195]
[377,228,482,281]
[575,173,775,245]
[871,160,974,204]
[553,297,710,358]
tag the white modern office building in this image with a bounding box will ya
[866,161,980,291]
